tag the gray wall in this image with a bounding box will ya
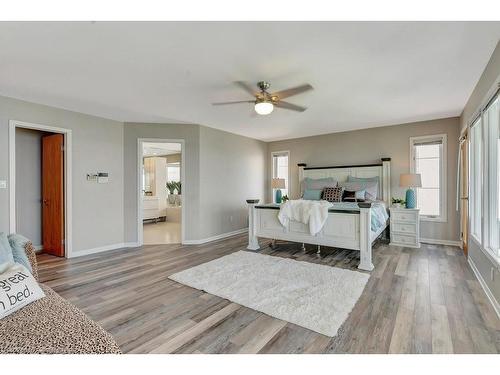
[267,117,461,242]
[460,41,500,306]
[461,41,500,132]
[1,97,268,250]
[15,128,46,247]
[0,95,125,254]
[123,123,268,242]
[123,123,201,242]
[199,126,267,239]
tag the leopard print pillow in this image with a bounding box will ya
[322,187,343,202]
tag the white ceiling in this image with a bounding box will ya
[0,22,499,141]
[143,142,181,157]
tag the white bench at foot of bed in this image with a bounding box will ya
[246,201,376,271]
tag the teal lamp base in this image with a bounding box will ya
[405,188,416,208]
[275,189,282,204]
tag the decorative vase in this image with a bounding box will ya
[405,188,416,209]
[175,194,182,206]
[275,189,282,204]
[168,194,176,205]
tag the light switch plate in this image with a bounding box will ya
[0,180,7,189]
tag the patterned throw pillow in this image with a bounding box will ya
[322,187,343,202]
[0,262,45,319]
[339,181,372,201]
[342,189,366,202]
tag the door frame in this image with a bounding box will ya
[137,138,186,246]
[8,120,73,258]
[460,130,469,256]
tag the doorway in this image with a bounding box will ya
[9,120,72,257]
[137,139,185,245]
[459,131,469,256]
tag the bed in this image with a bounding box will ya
[246,158,391,271]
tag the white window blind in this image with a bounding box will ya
[167,163,180,183]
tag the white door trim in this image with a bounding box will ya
[8,120,73,258]
[137,138,186,246]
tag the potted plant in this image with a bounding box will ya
[391,197,405,208]
[174,181,182,206]
[167,181,177,205]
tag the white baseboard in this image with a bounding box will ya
[420,238,462,248]
[183,228,248,245]
[70,242,139,258]
[468,257,500,319]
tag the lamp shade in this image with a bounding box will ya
[399,173,422,188]
[272,178,286,189]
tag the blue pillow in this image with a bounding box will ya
[8,233,32,272]
[347,176,379,200]
[0,232,15,265]
[303,189,323,200]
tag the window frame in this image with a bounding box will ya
[483,96,500,258]
[271,150,290,199]
[467,74,500,264]
[409,134,447,223]
[470,118,483,245]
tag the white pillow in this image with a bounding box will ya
[0,262,45,319]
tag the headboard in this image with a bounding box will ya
[298,158,391,206]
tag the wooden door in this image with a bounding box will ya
[42,133,65,257]
[460,133,469,256]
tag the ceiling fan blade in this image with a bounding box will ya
[234,81,258,96]
[212,100,254,106]
[274,101,307,112]
[272,84,313,99]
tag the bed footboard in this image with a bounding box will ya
[247,202,374,271]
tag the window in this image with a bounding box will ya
[470,118,482,243]
[470,92,500,259]
[167,162,180,182]
[410,134,447,221]
[272,151,289,198]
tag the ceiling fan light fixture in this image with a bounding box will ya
[254,101,274,115]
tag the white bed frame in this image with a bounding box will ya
[247,158,391,271]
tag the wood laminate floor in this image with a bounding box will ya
[143,221,181,245]
[37,235,500,354]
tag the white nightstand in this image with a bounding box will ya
[389,207,420,248]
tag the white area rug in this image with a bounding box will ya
[169,251,369,337]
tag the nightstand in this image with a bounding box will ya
[389,207,420,248]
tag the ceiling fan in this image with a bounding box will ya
[212,81,313,115]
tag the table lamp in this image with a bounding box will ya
[399,173,422,209]
[272,178,286,204]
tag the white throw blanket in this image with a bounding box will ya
[278,199,333,235]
